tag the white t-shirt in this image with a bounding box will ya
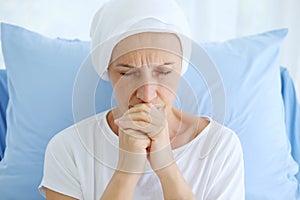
[39,110,245,200]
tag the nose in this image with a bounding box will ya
[136,83,157,103]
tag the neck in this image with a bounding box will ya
[166,107,184,141]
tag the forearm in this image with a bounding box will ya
[157,163,196,200]
[100,171,140,200]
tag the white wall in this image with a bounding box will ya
[186,0,300,100]
[0,0,106,69]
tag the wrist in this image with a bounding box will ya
[117,149,147,173]
[156,162,178,180]
[101,170,141,200]
[112,170,141,186]
[156,164,196,200]
[149,144,174,171]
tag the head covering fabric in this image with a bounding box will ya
[90,0,192,80]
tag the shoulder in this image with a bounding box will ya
[211,121,241,147]
[197,120,243,160]
[46,111,109,155]
[200,121,245,199]
[210,121,242,153]
[40,111,111,200]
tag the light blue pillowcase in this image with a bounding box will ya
[281,67,300,183]
[178,30,300,199]
[191,32,300,199]
[0,23,95,199]
[0,23,299,199]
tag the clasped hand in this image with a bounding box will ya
[115,103,174,174]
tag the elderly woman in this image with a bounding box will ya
[39,0,244,199]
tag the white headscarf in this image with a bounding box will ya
[90,0,192,80]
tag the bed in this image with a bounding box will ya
[0,23,299,200]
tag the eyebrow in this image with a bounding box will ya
[116,64,135,68]
[115,62,175,68]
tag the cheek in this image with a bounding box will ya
[158,84,177,103]
[158,75,181,105]
[158,73,181,90]
[111,78,136,104]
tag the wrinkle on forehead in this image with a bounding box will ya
[111,50,181,69]
[110,32,183,65]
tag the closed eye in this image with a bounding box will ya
[120,71,139,76]
[156,71,172,75]
[154,65,173,76]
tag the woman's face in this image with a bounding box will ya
[108,32,182,113]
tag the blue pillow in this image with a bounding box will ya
[0,70,8,161]
[1,23,299,200]
[281,67,300,183]
[0,23,93,199]
[179,30,299,199]
[193,33,300,199]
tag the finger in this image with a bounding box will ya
[119,127,149,139]
[120,105,165,125]
[118,111,152,123]
[127,103,152,113]
[128,103,165,113]
[117,119,150,131]
[117,119,166,137]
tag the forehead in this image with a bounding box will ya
[110,32,182,62]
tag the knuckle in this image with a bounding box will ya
[134,121,148,128]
